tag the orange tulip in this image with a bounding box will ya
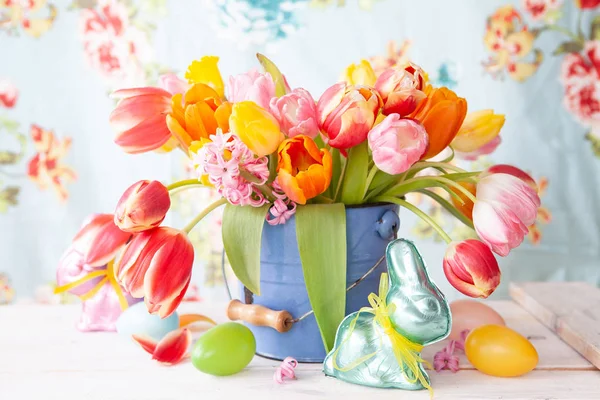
[408,86,467,159]
[166,83,232,149]
[450,181,477,220]
[277,135,332,205]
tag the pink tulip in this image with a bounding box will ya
[473,173,541,256]
[375,63,427,116]
[367,114,428,174]
[269,88,319,138]
[157,73,189,96]
[485,164,537,190]
[115,180,171,232]
[116,227,194,318]
[109,87,173,154]
[317,82,381,150]
[443,239,501,298]
[228,69,276,110]
[71,214,131,267]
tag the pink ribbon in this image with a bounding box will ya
[274,357,298,384]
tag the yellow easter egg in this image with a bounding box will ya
[465,324,538,377]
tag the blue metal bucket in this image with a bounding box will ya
[237,203,400,362]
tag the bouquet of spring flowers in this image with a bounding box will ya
[58,54,540,339]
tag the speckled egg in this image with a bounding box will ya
[116,301,179,341]
[465,324,539,377]
[449,299,505,340]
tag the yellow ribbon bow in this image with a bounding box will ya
[54,260,129,311]
[332,273,433,397]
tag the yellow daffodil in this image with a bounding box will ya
[185,56,225,99]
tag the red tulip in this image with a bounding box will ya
[473,173,540,256]
[71,214,131,267]
[133,328,192,365]
[110,87,173,154]
[114,180,171,232]
[443,239,501,298]
[116,227,194,318]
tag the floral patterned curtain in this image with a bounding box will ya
[1,0,598,304]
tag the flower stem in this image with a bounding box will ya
[413,161,468,174]
[239,169,276,202]
[166,179,202,191]
[428,176,477,203]
[363,165,379,199]
[182,198,228,234]
[544,24,583,43]
[334,156,348,202]
[373,195,453,244]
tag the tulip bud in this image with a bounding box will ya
[116,227,194,318]
[71,214,131,267]
[443,239,501,298]
[229,101,284,156]
[115,180,171,233]
[317,82,381,150]
[269,88,319,138]
[375,63,427,116]
[472,173,540,256]
[342,60,377,86]
[110,87,174,154]
[367,114,428,175]
[228,69,275,110]
[451,110,505,156]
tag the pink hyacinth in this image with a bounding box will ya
[228,69,275,110]
[266,180,297,225]
[193,131,269,207]
[434,341,460,372]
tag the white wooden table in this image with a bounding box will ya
[1,301,599,400]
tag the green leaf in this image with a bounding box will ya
[340,141,369,204]
[591,15,600,40]
[296,204,347,352]
[257,53,288,97]
[222,204,270,295]
[553,41,584,56]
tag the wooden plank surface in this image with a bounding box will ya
[510,282,600,369]
[1,302,599,400]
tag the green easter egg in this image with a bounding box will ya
[191,322,256,376]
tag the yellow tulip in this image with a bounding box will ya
[451,110,505,153]
[229,101,284,157]
[185,56,225,99]
[341,60,377,86]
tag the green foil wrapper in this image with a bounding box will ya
[323,239,451,390]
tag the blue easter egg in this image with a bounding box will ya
[116,301,179,341]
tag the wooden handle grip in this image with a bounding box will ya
[227,300,293,333]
